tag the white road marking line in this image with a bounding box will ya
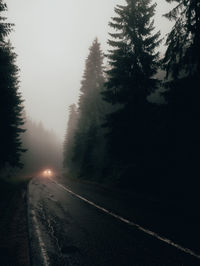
[32,209,49,266]
[50,178,200,260]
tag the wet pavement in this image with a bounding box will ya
[28,176,200,266]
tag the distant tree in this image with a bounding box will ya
[78,38,105,126]
[102,0,161,185]
[0,1,25,170]
[72,39,106,180]
[63,104,78,170]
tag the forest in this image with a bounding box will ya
[63,0,200,207]
[0,1,62,179]
[0,0,200,205]
[0,0,200,264]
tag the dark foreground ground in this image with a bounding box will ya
[62,176,200,256]
[0,178,30,266]
[28,175,200,266]
[0,174,200,266]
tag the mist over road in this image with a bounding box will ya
[28,176,199,266]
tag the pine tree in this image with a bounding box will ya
[0,1,25,169]
[78,38,104,127]
[72,39,106,179]
[102,0,160,183]
[63,104,78,171]
[163,0,200,79]
[162,0,200,196]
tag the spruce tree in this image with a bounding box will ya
[78,38,104,126]
[0,1,25,169]
[162,0,200,196]
[72,39,106,179]
[63,104,78,171]
[102,0,160,183]
[163,0,200,79]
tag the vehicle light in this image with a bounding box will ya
[42,169,53,177]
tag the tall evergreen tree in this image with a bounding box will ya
[0,1,25,169]
[78,38,104,127]
[163,0,200,79]
[162,0,200,196]
[72,39,106,179]
[102,0,160,184]
[63,104,78,171]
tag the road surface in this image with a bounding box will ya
[28,176,200,266]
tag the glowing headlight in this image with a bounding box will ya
[43,169,52,177]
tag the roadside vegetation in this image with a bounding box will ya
[63,0,200,207]
[0,176,30,265]
[0,0,25,171]
[0,2,58,263]
[0,0,199,262]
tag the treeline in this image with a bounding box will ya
[0,1,62,178]
[63,39,109,181]
[63,0,200,201]
[0,1,25,173]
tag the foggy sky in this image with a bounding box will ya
[6,0,173,140]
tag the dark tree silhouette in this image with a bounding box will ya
[163,0,200,79]
[63,104,78,171]
[102,0,161,187]
[0,1,25,170]
[162,0,200,198]
[66,39,107,180]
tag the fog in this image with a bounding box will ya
[20,118,62,175]
[6,0,173,141]
[1,2,199,262]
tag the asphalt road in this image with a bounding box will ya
[28,176,200,266]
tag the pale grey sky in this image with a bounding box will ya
[6,0,173,140]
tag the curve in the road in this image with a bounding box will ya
[50,178,200,261]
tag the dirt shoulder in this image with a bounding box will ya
[0,178,31,266]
